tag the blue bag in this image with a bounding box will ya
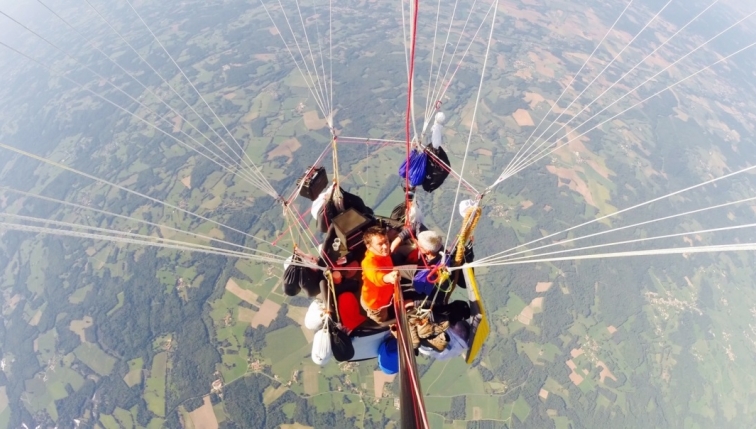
[377,336,399,375]
[398,149,428,187]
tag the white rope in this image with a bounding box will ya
[0,186,283,259]
[0,212,259,259]
[466,243,756,269]
[503,0,673,178]
[329,0,333,127]
[35,0,263,188]
[311,0,331,118]
[423,0,443,121]
[426,0,459,117]
[0,37,274,197]
[263,0,329,119]
[478,194,756,265]
[425,0,482,130]
[504,0,722,178]
[82,0,277,197]
[490,221,756,265]
[477,160,756,266]
[0,141,292,254]
[442,0,498,253]
[497,8,756,184]
[507,0,634,176]
[123,0,280,198]
[292,0,332,123]
[0,220,304,265]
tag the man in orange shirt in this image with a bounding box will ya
[360,226,399,323]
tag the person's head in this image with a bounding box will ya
[417,230,443,256]
[363,226,389,256]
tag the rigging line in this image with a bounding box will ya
[426,0,460,125]
[465,242,756,269]
[311,0,331,119]
[408,0,419,142]
[0,40,274,196]
[0,221,292,263]
[403,0,419,197]
[509,0,634,176]
[0,186,284,258]
[486,221,756,265]
[34,0,255,186]
[425,0,480,128]
[428,0,495,129]
[123,0,280,198]
[504,0,674,178]
[83,0,275,196]
[501,7,756,183]
[423,0,443,123]
[259,0,329,121]
[506,0,721,178]
[285,205,318,255]
[478,155,756,266]
[0,141,293,254]
[478,194,756,265]
[442,0,498,254]
[292,0,331,122]
[0,212,263,260]
[329,0,333,128]
[423,0,460,126]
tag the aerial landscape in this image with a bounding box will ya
[2,0,756,427]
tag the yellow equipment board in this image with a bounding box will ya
[463,267,489,364]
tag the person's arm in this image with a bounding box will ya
[390,236,402,253]
[363,259,397,286]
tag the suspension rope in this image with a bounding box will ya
[505,0,671,177]
[82,0,277,197]
[403,0,420,224]
[0,186,283,259]
[34,0,261,186]
[508,0,634,174]
[426,0,459,121]
[504,0,721,178]
[466,242,756,269]
[123,0,279,198]
[443,0,498,254]
[478,195,756,266]
[477,161,756,265]
[425,0,478,129]
[0,142,291,254]
[0,38,273,197]
[494,7,756,186]
[291,0,331,122]
[426,0,495,131]
[489,222,756,265]
[262,0,330,119]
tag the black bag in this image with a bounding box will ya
[283,256,321,297]
[422,146,450,193]
[329,321,355,361]
[299,167,328,201]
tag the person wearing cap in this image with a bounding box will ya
[360,226,399,323]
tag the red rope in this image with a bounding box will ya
[404,0,420,229]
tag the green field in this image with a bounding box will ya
[106,291,125,316]
[144,352,168,417]
[73,342,117,375]
[263,325,309,380]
